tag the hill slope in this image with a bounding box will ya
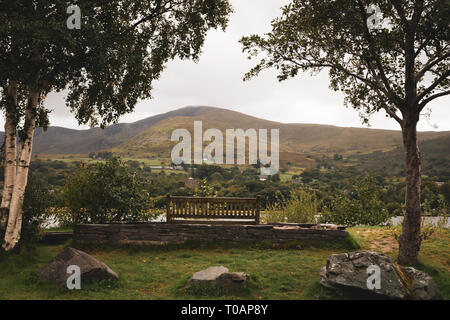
[1,106,448,166]
[108,106,449,165]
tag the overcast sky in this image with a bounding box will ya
[4,0,449,131]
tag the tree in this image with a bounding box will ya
[63,158,152,224]
[21,174,54,244]
[0,0,232,250]
[440,182,450,205]
[271,173,281,182]
[264,188,318,224]
[240,0,449,265]
[320,176,391,226]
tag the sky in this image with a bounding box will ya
[3,0,449,132]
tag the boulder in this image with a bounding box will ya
[320,251,438,300]
[401,266,439,300]
[37,247,118,287]
[189,266,229,285]
[216,272,250,290]
[186,266,249,292]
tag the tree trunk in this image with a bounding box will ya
[0,80,18,236]
[397,118,422,265]
[2,90,38,251]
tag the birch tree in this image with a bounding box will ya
[0,0,232,250]
[241,0,449,264]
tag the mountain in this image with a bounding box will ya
[2,106,449,167]
[30,107,211,154]
[349,133,450,180]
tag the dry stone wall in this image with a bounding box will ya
[74,223,348,244]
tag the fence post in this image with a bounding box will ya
[256,195,261,224]
[166,194,171,223]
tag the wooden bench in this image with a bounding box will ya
[166,194,260,224]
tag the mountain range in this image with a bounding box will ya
[1,106,449,168]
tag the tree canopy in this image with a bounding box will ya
[0,0,233,127]
[241,0,449,125]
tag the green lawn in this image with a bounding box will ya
[0,227,448,300]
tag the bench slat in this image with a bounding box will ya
[166,194,260,224]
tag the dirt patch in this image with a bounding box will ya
[369,241,398,254]
[355,228,398,254]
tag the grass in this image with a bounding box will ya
[279,174,292,182]
[349,226,450,299]
[0,227,448,300]
[34,154,175,167]
[43,226,74,233]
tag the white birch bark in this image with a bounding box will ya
[0,80,18,232]
[3,89,38,250]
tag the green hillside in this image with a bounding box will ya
[108,106,449,169]
[2,106,447,172]
[348,134,450,181]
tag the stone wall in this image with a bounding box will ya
[74,223,348,244]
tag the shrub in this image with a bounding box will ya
[320,176,391,226]
[423,195,448,217]
[263,188,318,223]
[194,178,217,197]
[20,175,54,244]
[62,157,153,224]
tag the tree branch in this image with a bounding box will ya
[419,90,450,111]
[121,0,165,35]
[411,0,425,31]
[391,0,408,27]
[279,47,403,117]
[416,70,450,103]
[384,107,403,125]
[416,51,450,81]
[356,0,403,108]
[280,54,386,94]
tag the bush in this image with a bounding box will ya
[62,157,153,224]
[263,188,318,223]
[194,179,217,197]
[320,176,391,226]
[422,195,448,217]
[21,175,54,243]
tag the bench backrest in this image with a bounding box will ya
[166,195,260,224]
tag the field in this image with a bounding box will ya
[34,154,173,166]
[0,227,448,300]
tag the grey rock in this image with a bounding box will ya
[320,251,439,300]
[190,266,229,283]
[402,266,439,300]
[186,266,249,292]
[216,272,250,290]
[37,247,118,287]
